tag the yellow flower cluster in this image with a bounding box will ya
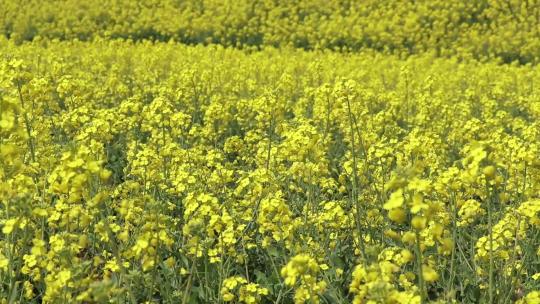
[516,291,540,304]
[475,200,540,276]
[281,254,327,304]
[457,199,486,227]
[349,259,420,304]
[221,276,269,303]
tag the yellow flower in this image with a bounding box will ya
[384,189,404,210]
[411,216,427,231]
[516,291,540,304]
[0,254,8,271]
[388,208,407,224]
[400,249,414,264]
[422,265,439,282]
[105,259,120,273]
[57,269,72,284]
[281,254,326,303]
[222,292,235,302]
[2,218,18,234]
[23,281,34,299]
[482,165,496,179]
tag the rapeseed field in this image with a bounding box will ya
[1,1,539,303]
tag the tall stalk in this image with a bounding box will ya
[345,91,367,262]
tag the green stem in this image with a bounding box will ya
[415,232,426,303]
[448,192,457,299]
[345,93,367,263]
[487,182,494,304]
[16,81,35,163]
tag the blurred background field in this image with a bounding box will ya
[2,0,540,64]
